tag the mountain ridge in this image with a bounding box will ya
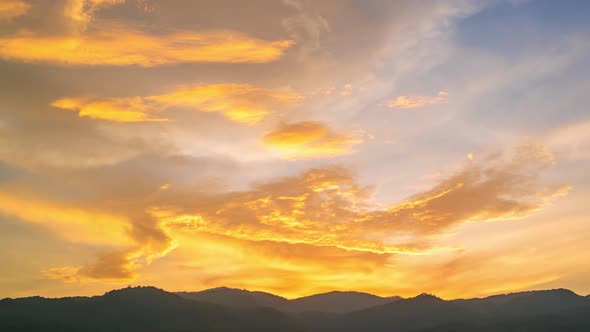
[2,286,590,332]
[176,287,402,313]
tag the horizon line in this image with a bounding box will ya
[3,285,587,302]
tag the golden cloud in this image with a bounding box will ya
[0,28,294,66]
[147,84,302,125]
[387,91,448,109]
[41,266,82,284]
[0,188,175,282]
[37,144,567,293]
[41,250,140,283]
[0,191,132,246]
[0,0,29,21]
[262,121,363,159]
[51,97,168,123]
[52,84,302,124]
[151,144,566,256]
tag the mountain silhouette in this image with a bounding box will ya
[288,290,401,313]
[311,293,473,332]
[2,286,590,332]
[313,289,590,332]
[177,287,290,310]
[177,288,401,313]
[0,286,304,332]
[455,288,588,315]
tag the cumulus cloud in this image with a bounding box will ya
[52,84,302,124]
[387,91,448,109]
[262,121,363,159]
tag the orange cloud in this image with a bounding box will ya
[0,191,132,246]
[0,28,294,66]
[52,84,302,124]
[262,121,363,159]
[44,244,178,283]
[147,84,302,125]
[41,251,140,283]
[387,91,448,109]
[34,144,567,296]
[147,151,568,297]
[51,97,168,122]
[0,0,30,21]
[41,266,82,283]
[151,144,566,257]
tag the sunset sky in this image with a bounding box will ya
[1,0,589,300]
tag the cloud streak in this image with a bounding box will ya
[51,97,168,123]
[52,84,302,124]
[387,91,448,109]
[262,121,363,159]
[0,28,294,66]
[0,191,132,246]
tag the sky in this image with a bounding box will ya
[0,0,589,300]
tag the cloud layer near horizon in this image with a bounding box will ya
[25,144,566,293]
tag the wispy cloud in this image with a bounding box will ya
[262,121,363,159]
[52,84,302,124]
[0,28,294,66]
[0,191,132,246]
[51,97,168,123]
[147,84,302,125]
[387,91,448,109]
[41,266,82,283]
[64,0,126,32]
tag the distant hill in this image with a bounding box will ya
[177,288,400,313]
[177,287,290,310]
[310,293,474,332]
[454,288,589,315]
[0,286,304,332]
[288,290,401,313]
[2,286,589,332]
[310,290,590,332]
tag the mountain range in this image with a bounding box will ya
[177,287,402,313]
[2,286,590,331]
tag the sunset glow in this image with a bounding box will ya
[1,0,589,300]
